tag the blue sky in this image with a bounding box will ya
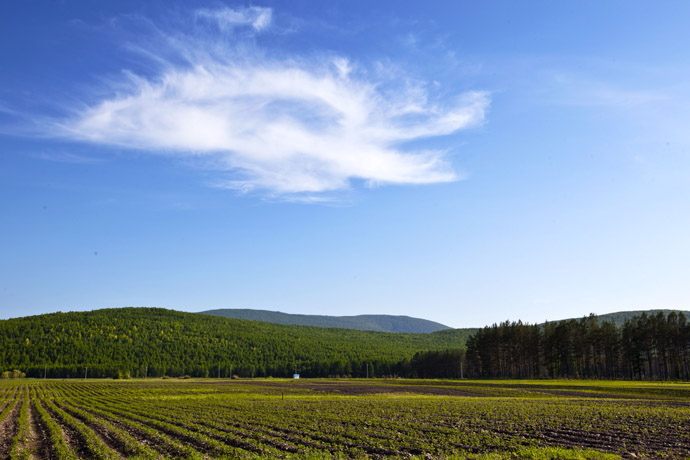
[1,1,689,327]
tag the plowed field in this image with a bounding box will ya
[0,379,688,459]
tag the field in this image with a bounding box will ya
[0,379,688,459]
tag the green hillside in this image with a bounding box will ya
[2,307,684,380]
[589,309,690,327]
[0,307,470,379]
[199,308,450,333]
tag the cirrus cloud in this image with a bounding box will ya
[56,7,489,199]
[196,6,272,32]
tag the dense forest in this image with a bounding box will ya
[2,308,688,380]
[0,308,471,378]
[583,309,690,327]
[464,311,690,380]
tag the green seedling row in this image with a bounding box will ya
[9,386,31,460]
[1,379,689,459]
[56,399,161,460]
[32,391,79,460]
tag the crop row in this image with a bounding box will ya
[1,379,689,459]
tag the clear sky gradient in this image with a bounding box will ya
[1,1,689,327]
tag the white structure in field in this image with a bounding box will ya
[293,374,300,379]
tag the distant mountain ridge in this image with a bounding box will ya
[199,308,450,333]
[585,309,689,327]
[198,308,690,334]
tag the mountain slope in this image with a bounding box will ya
[589,309,690,327]
[0,307,469,379]
[199,308,450,333]
[2,307,685,380]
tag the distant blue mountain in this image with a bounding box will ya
[198,309,450,333]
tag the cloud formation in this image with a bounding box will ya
[196,6,272,32]
[58,7,489,198]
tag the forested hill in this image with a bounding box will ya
[464,310,690,380]
[199,309,450,333]
[592,309,689,327]
[0,308,471,379]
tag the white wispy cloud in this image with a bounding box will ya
[196,6,272,31]
[55,7,489,199]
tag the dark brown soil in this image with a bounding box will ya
[221,379,488,396]
[529,388,645,399]
[10,380,690,460]
[70,404,178,458]
[40,400,93,459]
[0,395,21,459]
[531,426,690,459]
[28,400,55,460]
[56,402,126,459]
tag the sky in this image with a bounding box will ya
[1,1,689,328]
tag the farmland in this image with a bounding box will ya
[0,379,688,459]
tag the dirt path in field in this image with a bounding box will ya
[27,399,55,460]
[0,394,21,458]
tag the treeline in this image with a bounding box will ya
[408,350,466,379]
[465,312,690,379]
[15,358,419,380]
[0,308,471,379]
[3,308,688,380]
